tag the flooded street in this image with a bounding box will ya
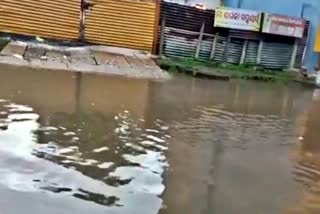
[0,65,319,214]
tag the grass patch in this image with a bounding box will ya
[158,57,295,83]
[0,38,9,51]
[159,57,218,70]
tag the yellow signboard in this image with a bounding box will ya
[314,24,320,52]
[214,7,262,32]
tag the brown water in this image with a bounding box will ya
[0,64,319,214]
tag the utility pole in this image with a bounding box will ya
[237,0,243,8]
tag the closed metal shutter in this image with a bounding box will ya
[213,36,227,62]
[227,38,244,64]
[163,29,197,58]
[260,42,293,69]
[85,0,157,51]
[229,29,260,40]
[0,0,81,40]
[245,40,259,65]
[199,37,214,61]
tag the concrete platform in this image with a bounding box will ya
[0,41,170,80]
[0,42,27,57]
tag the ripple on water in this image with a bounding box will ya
[173,105,295,148]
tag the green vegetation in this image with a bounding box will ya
[158,57,298,83]
[0,38,9,51]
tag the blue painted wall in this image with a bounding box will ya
[225,0,320,71]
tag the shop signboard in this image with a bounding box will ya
[214,7,262,31]
[262,13,306,38]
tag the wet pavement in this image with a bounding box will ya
[0,64,319,214]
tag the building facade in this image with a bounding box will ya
[225,0,320,71]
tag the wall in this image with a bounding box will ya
[224,0,320,71]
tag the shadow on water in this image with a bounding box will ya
[0,66,318,214]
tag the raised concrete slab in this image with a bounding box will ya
[0,41,170,80]
[0,42,27,57]
[94,52,130,68]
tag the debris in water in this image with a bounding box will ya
[298,136,304,141]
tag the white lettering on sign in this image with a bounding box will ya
[262,13,306,38]
[214,7,262,31]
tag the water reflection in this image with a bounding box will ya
[34,110,168,198]
[0,66,318,214]
[0,66,169,214]
[0,101,169,212]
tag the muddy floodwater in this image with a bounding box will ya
[0,65,320,214]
